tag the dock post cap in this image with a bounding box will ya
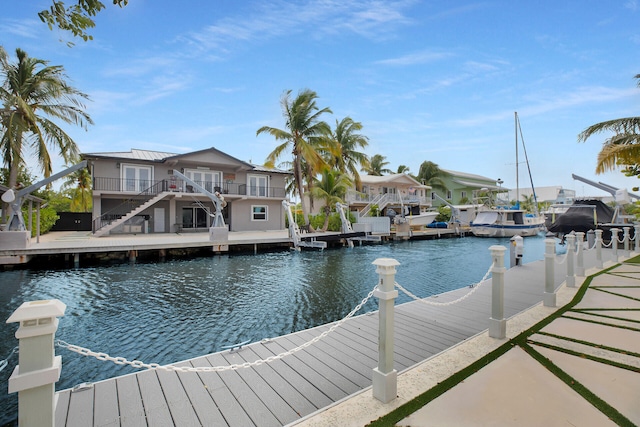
[6,299,67,324]
[488,245,507,252]
[371,258,400,267]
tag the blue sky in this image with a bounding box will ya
[2,0,640,198]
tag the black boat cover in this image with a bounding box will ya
[547,199,614,234]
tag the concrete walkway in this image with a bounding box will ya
[294,259,640,427]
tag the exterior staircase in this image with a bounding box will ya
[359,193,392,218]
[93,192,172,237]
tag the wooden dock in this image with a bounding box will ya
[52,247,615,426]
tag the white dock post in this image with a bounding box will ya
[372,258,399,403]
[575,231,585,277]
[595,230,603,268]
[6,299,66,427]
[488,245,507,339]
[635,225,640,253]
[544,239,556,307]
[611,228,619,263]
[623,227,630,258]
[565,234,576,287]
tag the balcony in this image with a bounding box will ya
[345,190,430,206]
[92,177,286,198]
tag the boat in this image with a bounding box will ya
[546,174,639,243]
[470,207,545,237]
[471,112,546,237]
[405,211,439,226]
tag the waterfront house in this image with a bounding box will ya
[507,186,576,205]
[345,174,431,218]
[431,170,502,207]
[82,148,291,235]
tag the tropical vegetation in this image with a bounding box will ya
[578,74,640,178]
[307,168,352,231]
[0,47,92,191]
[362,154,392,176]
[39,0,128,45]
[258,89,332,228]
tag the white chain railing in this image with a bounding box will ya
[57,285,379,373]
[395,262,494,307]
[0,346,18,372]
[554,250,569,265]
[601,239,613,248]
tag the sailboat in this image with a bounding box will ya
[470,112,546,237]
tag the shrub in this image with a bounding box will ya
[23,206,59,237]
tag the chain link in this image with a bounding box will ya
[395,262,494,307]
[57,285,378,373]
[554,250,569,265]
[0,346,19,373]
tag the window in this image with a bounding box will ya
[461,191,467,199]
[446,190,452,200]
[431,192,436,200]
[122,164,153,193]
[252,205,267,221]
[248,175,268,197]
[185,169,222,193]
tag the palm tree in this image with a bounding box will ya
[323,117,370,189]
[416,160,450,192]
[308,168,352,231]
[396,165,410,174]
[62,161,92,212]
[257,89,332,228]
[0,47,92,191]
[362,154,392,176]
[578,74,640,176]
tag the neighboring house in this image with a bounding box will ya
[508,186,576,205]
[82,147,291,235]
[345,174,431,217]
[431,170,501,207]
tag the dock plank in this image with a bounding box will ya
[189,356,255,427]
[137,370,174,426]
[66,387,93,427]
[219,350,301,425]
[232,345,317,417]
[155,368,201,427]
[172,360,228,426]
[94,380,119,426]
[55,390,70,427]
[250,341,333,410]
[115,374,146,427]
[206,352,282,427]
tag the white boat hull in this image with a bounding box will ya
[406,212,439,226]
[470,209,546,237]
[470,223,545,237]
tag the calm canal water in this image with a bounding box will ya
[0,234,556,424]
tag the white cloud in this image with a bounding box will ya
[179,0,415,55]
[375,50,453,66]
[0,19,40,39]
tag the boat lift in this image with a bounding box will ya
[2,161,88,232]
[282,200,326,250]
[171,169,229,242]
[571,174,639,223]
[171,169,226,228]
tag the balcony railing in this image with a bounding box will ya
[93,177,286,198]
[345,190,430,206]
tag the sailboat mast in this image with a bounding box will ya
[515,111,519,207]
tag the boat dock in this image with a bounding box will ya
[47,245,617,426]
[0,226,467,266]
